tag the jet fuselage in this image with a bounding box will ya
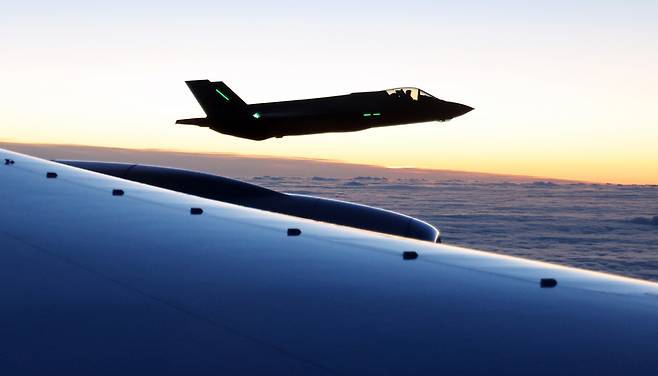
[176,80,472,140]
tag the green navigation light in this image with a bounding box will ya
[215,88,230,101]
[373,112,381,116]
[252,112,261,119]
[363,113,372,117]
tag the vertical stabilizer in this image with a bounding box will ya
[183,80,247,119]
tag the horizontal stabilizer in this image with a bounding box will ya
[175,117,210,127]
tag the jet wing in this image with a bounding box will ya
[1,148,657,375]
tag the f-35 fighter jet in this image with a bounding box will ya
[176,80,473,140]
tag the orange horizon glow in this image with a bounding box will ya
[2,138,656,185]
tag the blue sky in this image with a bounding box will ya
[1,1,657,182]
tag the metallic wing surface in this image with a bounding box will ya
[1,148,657,375]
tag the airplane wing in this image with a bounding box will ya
[1,148,657,375]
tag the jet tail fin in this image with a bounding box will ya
[181,80,248,119]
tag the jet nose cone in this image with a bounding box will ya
[461,103,474,115]
[451,102,473,118]
[436,101,473,121]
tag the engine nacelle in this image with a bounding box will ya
[56,160,441,243]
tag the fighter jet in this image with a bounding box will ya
[176,80,473,140]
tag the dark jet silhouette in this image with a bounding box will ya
[176,80,473,140]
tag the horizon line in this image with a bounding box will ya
[2,139,653,186]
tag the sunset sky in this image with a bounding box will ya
[1,1,657,183]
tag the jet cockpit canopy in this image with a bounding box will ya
[386,87,435,101]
